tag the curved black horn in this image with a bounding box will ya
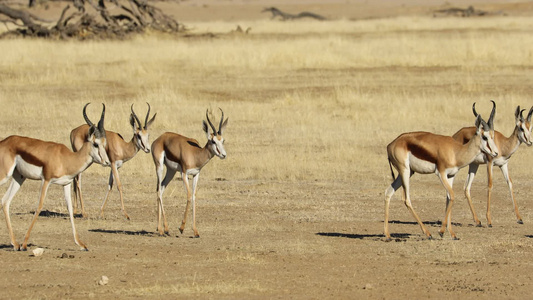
[144,102,151,128]
[97,103,106,131]
[206,109,217,133]
[83,103,95,127]
[472,102,479,117]
[488,100,496,129]
[131,104,142,129]
[218,108,224,134]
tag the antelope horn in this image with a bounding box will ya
[144,102,151,129]
[488,100,496,130]
[472,102,479,118]
[83,103,94,127]
[131,104,142,129]
[206,109,217,134]
[520,109,526,121]
[97,103,106,132]
[218,108,224,134]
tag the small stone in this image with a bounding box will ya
[363,283,373,290]
[32,248,44,257]
[98,276,109,286]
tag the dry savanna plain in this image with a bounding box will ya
[2,0,533,298]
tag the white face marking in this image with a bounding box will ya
[518,122,532,146]
[135,130,151,153]
[211,135,227,159]
[480,130,498,158]
[90,137,110,166]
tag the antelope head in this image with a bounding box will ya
[203,108,228,159]
[130,102,157,153]
[515,106,533,146]
[83,103,110,166]
[472,101,498,158]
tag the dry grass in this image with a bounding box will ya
[2,17,533,185]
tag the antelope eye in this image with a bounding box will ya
[93,142,99,148]
[482,136,488,141]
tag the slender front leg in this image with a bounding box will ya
[2,173,25,250]
[22,180,50,251]
[64,183,88,250]
[500,163,522,224]
[486,161,494,227]
[112,164,129,220]
[179,173,191,235]
[100,169,114,218]
[191,173,200,238]
[463,163,482,226]
[73,174,86,217]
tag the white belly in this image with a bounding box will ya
[51,175,75,186]
[186,168,201,176]
[408,153,436,174]
[15,155,43,180]
[164,157,182,172]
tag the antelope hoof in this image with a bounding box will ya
[179,228,184,234]
[81,247,89,251]
[438,231,444,238]
[476,222,483,228]
[384,237,392,242]
[518,220,524,225]
[427,235,433,240]
[488,224,493,228]
[192,234,200,239]
[452,236,460,241]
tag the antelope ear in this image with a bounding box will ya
[129,114,139,130]
[475,115,483,134]
[145,113,157,129]
[203,120,212,139]
[219,118,228,135]
[88,126,96,141]
[515,106,521,123]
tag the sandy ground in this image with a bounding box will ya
[2,0,533,299]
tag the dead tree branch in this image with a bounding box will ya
[0,0,181,39]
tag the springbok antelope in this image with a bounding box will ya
[384,104,498,241]
[0,103,109,251]
[70,103,156,220]
[452,104,533,227]
[151,108,228,237]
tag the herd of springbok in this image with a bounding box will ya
[385,101,533,240]
[0,103,228,251]
[0,100,529,251]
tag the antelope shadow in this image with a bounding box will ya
[316,232,411,240]
[89,229,155,236]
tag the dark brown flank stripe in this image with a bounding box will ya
[408,142,438,164]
